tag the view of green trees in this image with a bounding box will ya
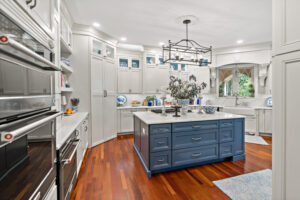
[238,73,254,97]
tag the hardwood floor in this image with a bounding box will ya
[71,135,272,200]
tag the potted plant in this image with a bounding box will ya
[168,75,207,115]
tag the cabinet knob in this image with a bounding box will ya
[30,0,37,9]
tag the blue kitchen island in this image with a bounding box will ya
[133,111,245,178]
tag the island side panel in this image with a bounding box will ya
[134,116,141,152]
[140,121,149,168]
[232,118,245,160]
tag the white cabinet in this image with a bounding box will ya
[60,14,73,53]
[90,52,117,146]
[272,50,300,199]
[256,109,272,135]
[118,108,147,133]
[14,0,55,39]
[143,66,170,93]
[117,55,142,93]
[273,0,300,56]
[77,117,89,174]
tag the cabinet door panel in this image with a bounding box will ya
[104,60,116,93]
[264,110,272,133]
[91,95,103,146]
[91,57,103,94]
[103,95,117,140]
[118,70,130,93]
[120,110,134,132]
[130,70,142,93]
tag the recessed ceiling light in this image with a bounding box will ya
[159,42,165,46]
[120,37,127,41]
[237,40,244,44]
[93,22,100,28]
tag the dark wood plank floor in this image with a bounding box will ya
[71,135,272,200]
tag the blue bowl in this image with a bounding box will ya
[202,106,217,114]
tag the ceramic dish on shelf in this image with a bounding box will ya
[266,96,272,107]
[117,94,127,105]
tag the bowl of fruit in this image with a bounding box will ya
[64,108,75,116]
[131,100,141,107]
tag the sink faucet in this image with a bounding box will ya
[234,92,240,106]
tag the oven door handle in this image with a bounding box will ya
[62,141,80,166]
[0,112,62,147]
[5,37,61,71]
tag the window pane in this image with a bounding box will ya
[219,69,233,97]
[238,68,254,97]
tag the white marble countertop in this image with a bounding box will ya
[254,107,273,110]
[117,105,224,110]
[133,111,245,125]
[56,112,89,149]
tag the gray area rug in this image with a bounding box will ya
[245,135,268,145]
[213,169,272,200]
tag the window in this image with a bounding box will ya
[219,64,255,97]
[171,63,178,71]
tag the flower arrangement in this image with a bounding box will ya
[168,75,207,100]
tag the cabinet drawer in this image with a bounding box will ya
[172,145,218,167]
[150,151,171,170]
[150,124,171,134]
[172,121,219,133]
[220,119,234,128]
[219,142,234,158]
[220,127,234,143]
[172,129,218,149]
[150,132,171,152]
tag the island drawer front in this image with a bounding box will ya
[220,119,234,128]
[172,130,218,150]
[150,133,171,152]
[172,145,218,167]
[220,127,234,143]
[150,151,171,170]
[150,124,172,135]
[219,142,234,158]
[172,121,219,133]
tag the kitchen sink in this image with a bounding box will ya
[222,106,256,116]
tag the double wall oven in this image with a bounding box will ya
[0,10,61,200]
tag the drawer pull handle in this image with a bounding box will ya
[223,149,231,153]
[158,128,168,132]
[192,125,201,128]
[192,153,202,157]
[157,141,165,144]
[223,123,232,125]
[157,159,164,162]
[192,137,202,141]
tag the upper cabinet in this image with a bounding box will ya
[273,0,300,55]
[13,0,56,39]
[105,45,115,60]
[60,13,73,54]
[117,53,142,94]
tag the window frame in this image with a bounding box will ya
[217,64,255,98]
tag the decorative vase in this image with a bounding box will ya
[177,99,190,115]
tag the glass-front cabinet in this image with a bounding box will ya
[119,58,129,68]
[92,40,103,56]
[131,58,140,69]
[106,45,115,60]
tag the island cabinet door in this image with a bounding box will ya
[140,122,149,168]
[233,119,245,155]
[134,117,141,151]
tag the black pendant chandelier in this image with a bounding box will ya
[162,18,212,66]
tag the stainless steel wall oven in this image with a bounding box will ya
[0,9,60,200]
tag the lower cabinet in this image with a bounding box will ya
[118,108,147,134]
[76,117,89,174]
[134,118,245,177]
[256,109,273,135]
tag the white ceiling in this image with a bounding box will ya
[66,0,272,48]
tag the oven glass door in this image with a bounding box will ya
[0,119,56,200]
[0,12,55,65]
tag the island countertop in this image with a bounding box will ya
[133,111,245,125]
